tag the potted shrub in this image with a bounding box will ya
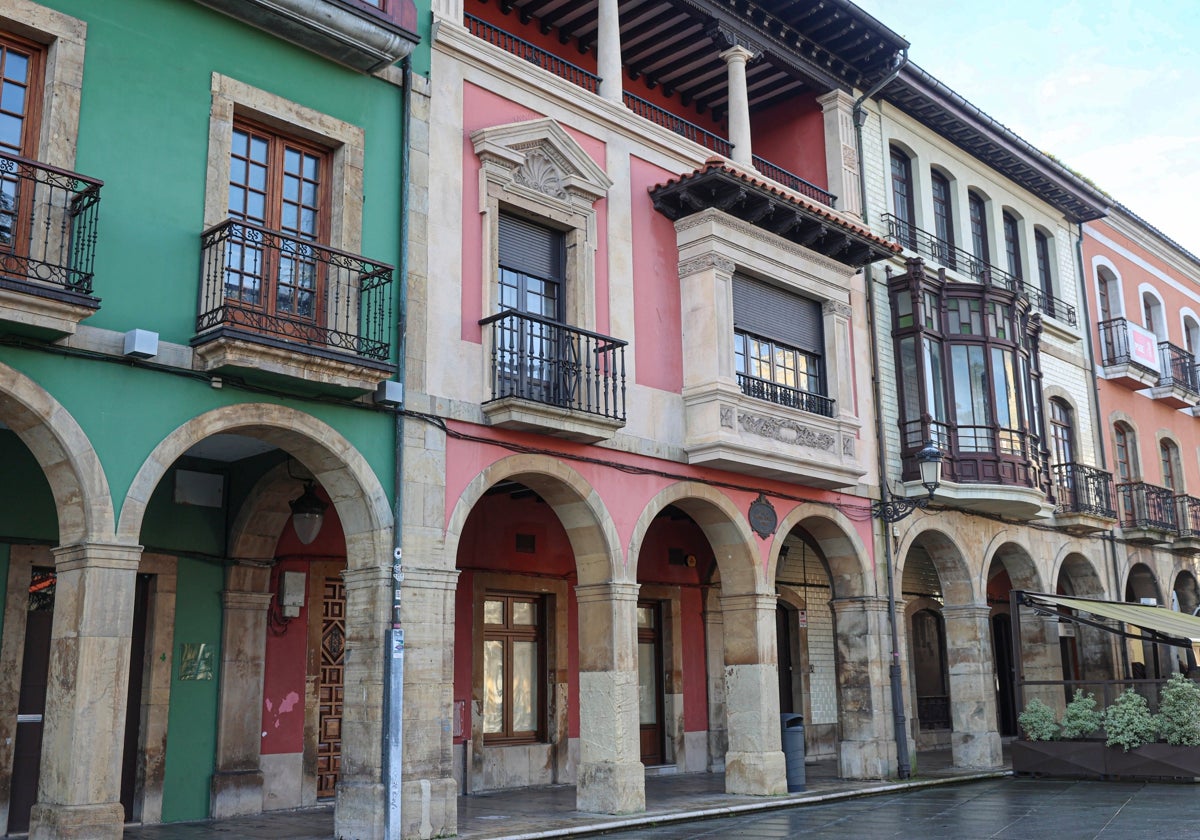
[1012,693,1104,777]
[1104,688,1156,752]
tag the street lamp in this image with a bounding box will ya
[872,439,943,522]
[289,480,328,545]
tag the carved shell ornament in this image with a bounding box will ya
[513,150,567,199]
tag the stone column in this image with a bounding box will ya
[399,565,459,840]
[596,0,622,103]
[830,597,895,778]
[574,581,644,814]
[431,0,463,23]
[816,90,861,217]
[719,592,785,795]
[335,562,390,840]
[940,605,1002,769]
[29,541,142,840]
[719,45,755,168]
[703,590,727,770]
[1023,613,1066,714]
[210,560,273,818]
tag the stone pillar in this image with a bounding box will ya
[335,562,390,840]
[703,590,726,770]
[210,561,273,818]
[431,0,463,23]
[940,605,1003,769]
[596,0,622,103]
[719,592,785,795]
[1023,613,1066,714]
[399,565,459,840]
[829,597,895,778]
[29,541,142,840]
[719,45,755,168]
[574,581,644,814]
[817,89,861,216]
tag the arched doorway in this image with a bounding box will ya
[901,544,950,747]
[986,543,1047,736]
[1125,562,1167,680]
[1056,553,1114,692]
[117,405,392,836]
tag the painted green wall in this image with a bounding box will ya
[0,431,57,542]
[161,555,224,823]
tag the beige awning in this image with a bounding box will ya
[1021,591,1200,645]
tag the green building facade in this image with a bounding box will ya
[0,0,424,836]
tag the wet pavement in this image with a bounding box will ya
[118,749,1200,840]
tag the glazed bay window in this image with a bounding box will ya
[732,274,831,417]
[890,262,1048,491]
[482,593,545,743]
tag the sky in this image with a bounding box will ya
[851,0,1200,253]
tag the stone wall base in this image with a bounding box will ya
[334,780,385,840]
[210,768,264,818]
[29,802,124,840]
[724,749,787,795]
[402,777,457,839]
[576,760,645,814]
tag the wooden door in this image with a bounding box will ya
[637,602,664,766]
[316,575,345,799]
[9,568,54,834]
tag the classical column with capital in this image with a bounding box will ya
[720,45,756,168]
[597,0,622,103]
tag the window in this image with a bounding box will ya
[493,213,567,405]
[1184,315,1200,356]
[968,191,989,265]
[889,266,1045,490]
[1003,211,1022,279]
[0,32,43,252]
[890,147,916,248]
[1097,267,1116,322]
[1114,423,1137,483]
[732,274,829,416]
[224,120,329,321]
[1035,230,1053,314]
[1049,399,1074,467]
[930,170,955,269]
[1160,440,1181,492]
[482,592,544,743]
[1143,291,1165,340]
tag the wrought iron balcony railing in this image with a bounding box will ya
[465,14,601,94]
[198,219,394,361]
[0,153,102,295]
[1157,341,1200,393]
[1096,318,1144,368]
[1176,494,1200,538]
[1116,481,1177,532]
[464,13,836,207]
[1052,463,1116,519]
[736,372,835,418]
[479,309,627,422]
[883,214,1077,326]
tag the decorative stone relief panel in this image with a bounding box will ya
[737,411,836,451]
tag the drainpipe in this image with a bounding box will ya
[385,57,413,840]
[853,48,911,779]
[1076,221,1129,674]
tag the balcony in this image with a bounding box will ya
[1174,495,1200,553]
[882,214,1077,327]
[479,309,626,443]
[192,219,396,395]
[899,419,1051,519]
[1148,342,1200,408]
[0,154,103,340]
[462,13,837,208]
[1096,318,1160,389]
[736,373,834,418]
[1051,463,1117,534]
[1116,481,1177,544]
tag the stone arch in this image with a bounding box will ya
[1054,551,1105,597]
[628,482,762,595]
[1173,570,1200,614]
[984,539,1044,596]
[228,462,302,562]
[1124,562,1162,604]
[0,360,115,544]
[118,403,392,553]
[445,453,620,586]
[894,523,975,605]
[768,502,869,598]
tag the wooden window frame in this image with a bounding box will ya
[1035,230,1053,299]
[1114,423,1137,483]
[968,191,989,264]
[0,31,45,260]
[1003,211,1022,279]
[890,146,916,247]
[1048,398,1074,467]
[481,591,546,745]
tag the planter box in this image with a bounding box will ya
[1012,739,1107,778]
[1013,739,1200,781]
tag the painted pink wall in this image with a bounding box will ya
[631,155,684,392]
[1084,220,1200,494]
[750,93,829,192]
[460,84,609,343]
[261,488,346,756]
